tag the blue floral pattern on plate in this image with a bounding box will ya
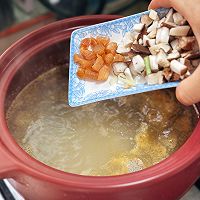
[69,8,178,107]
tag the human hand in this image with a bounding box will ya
[149,0,200,106]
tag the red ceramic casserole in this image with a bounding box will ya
[0,15,200,200]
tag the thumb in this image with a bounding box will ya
[176,65,200,106]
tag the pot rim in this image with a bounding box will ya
[0,15,200,190]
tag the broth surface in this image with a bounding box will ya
[7,67,196,176]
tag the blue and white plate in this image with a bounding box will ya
[69,8,178,107]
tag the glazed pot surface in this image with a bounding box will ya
[0,15,200,200]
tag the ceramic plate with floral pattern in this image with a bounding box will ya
[68,8,181,107]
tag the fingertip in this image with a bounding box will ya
[176,83,191,106]
[148,0,158,10]
[148,0,172,10]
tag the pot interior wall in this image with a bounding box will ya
[5,39,70,112]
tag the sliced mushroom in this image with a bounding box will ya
[158,17,166,28]
[149,55,159,72]
[147,29,157,39]
[138,38,143,45]
[149,10,159,21]
[156,27,170,44]
[147,21,158,33]
[171,72,181,81]
[134,75,147,85]
[173,12,187,25]
[146,39,156,47]
[165,8,174,23]
[132,40,138,45]
[132,55,145,73]
[157,49,170,68]
[131,44,150,55]
[117,71,134,88]
[143,35,150,46]
[179,58,195,73]
[181,50,193,58]
[134,23,145,32]
[149,43,171,55]
[113,62,128,75]
[132,31,141,41]
[124,68,134,82]
[185,70,191,78]
[170,60,188,75]
[186,51,200,60]
[141,14,153,27]
[139,26,148,39]
[163,68,172,81]
[123,32,134,48]
[170,39,181,51]
[169,26,190,36]
[167,50,180,61]
[179,36,196,50]
[146,71,163,85]
[116,43,131,54]
[161,22,176,29]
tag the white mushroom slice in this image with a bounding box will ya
[156,27,170,44]
[149,43,171,55]
[149,10,159,21]
[148,29,157,39]
[138,38,143,45]
[113,62,128,75]
[169,26,190,36]
[163,68,173,81]
[146,71,163,85]
[133,23,145,32]
[133,40,139,45]
[157,49,170,68]
[173,12,187,25]
[158,17,166,28]
[146,39,156,47]
[157,71,164,84]
[117,72,134,88]
[179,58,194,72]
[132,55,145,73]
[159,43,171,53]
[178,36,196,50]
[124,68,134,83]
[143,35,149,46]
[149,55,159,72]
[161,22,176,29]
[116,43,131,54]
[179,58,185,65]
[129,62,137,76]
[185,70,191,78]
[170,39,181,51]
[167,50,180,61]
[134,75,147,85]
[147,21,158,33]
[132,32,140,41]
[141,15,153,27]
[123,32,134,48]
[170,60,188,75]
[165,8,174,23]
[181,50,193,58]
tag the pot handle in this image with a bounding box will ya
[0,141,18,179]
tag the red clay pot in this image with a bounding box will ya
[0,15,200,200]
